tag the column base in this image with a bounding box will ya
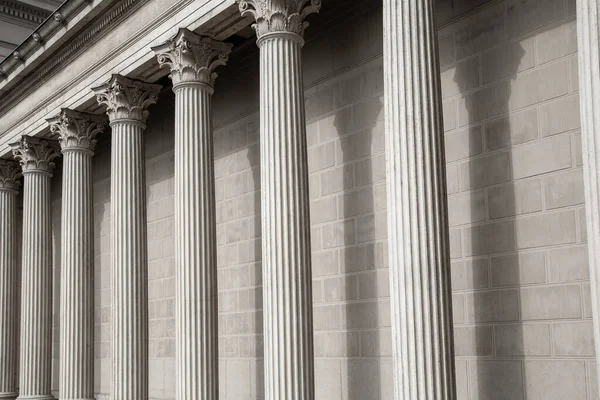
[0,392,18,400]
[16,395,54,400]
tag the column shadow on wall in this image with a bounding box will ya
[453,41,526,399]
[334,95,384,399]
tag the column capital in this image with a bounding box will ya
[0,159,21,193]
[152,28,232,88]
[48,108,107,153]
[92,74,162,124]
[10,136,60,175]
[238,0,321,42]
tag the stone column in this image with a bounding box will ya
[383,0,456,399]
[0,160,21,400]
[153,29,232,400]
[578,0,600,388]
[48,109,106,400]
[238,1,320,398]
[10,136,60,400]
[92,75,161,400]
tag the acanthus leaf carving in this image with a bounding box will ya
[152,28,232,87]
[0,158,21,192]
[92,74,162,124]
[47,108,107,152]
[238,0,321,40]
[10,135,61,175]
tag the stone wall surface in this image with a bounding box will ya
[41,0,593,399]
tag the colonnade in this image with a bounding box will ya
[0,0,556,399]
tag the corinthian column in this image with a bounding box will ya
[10,136,60,400]
[383,1,456,399]
[238,1,320,398]
[578,0,600,389]
[92,75,161,400]
[48,109,106,400]
[0,160,21,400]
[153,29,231,400]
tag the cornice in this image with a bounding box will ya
[0,0,147,117]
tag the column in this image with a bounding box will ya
[48,109,106,400]
[238,1,320,398]
[383,1,456,399]
[92,75,161,400]
[11,136,60,400]
[152,29,232,400]
[0,159,21,400]
[578,0,600,388]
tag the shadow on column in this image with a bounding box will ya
[335,94,384,399]
[453,36,526,399]
[51,157,63,398]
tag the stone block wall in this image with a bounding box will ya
[43,0,594,399]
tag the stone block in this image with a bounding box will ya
[354,154,385,187]
[525,361,587,400]
[455,12,505,60]
[537,19,577,65]
[443,99,457,132]
[516,210,577,249]
[574,131,583,167]
[335,125,385,163]
[510,60,569,110]
[458,81,511,126]
[465,289,520,322]
[358,269,390,299]
[490,251,546,287]
[544,169,585,209]
[356,212,387,243]
[339,243,376,273]
[488,178,542,219]
[512,135,572,179]
[360,329,392,357]
[450,228,462,259]
[448,190,486,227]
[540,95,581,137]
[342,301,387,329]
[463,220,516,256]
[459,151,512,190]
[520,284,582,320]
[441,56,480,98]
[506,0,564,38]
[321,220,355,249]
[482,37,535,84]
[337,184,386,218]
[310,197,337,225]
[553,321,595,356]
[446,164,459,195]
[469,361,524,400]
[484,108,538,151]
[315,360,342,400]
[494,323,551,356]
[570,55,579,92]
[313,305,341,330]
[341,359,380,400]
[323,275,358,302]
[451,258,490,291]
[548,245,589,282]
[308,142,336,173]
[439,34,455,68]
[584,281,593,319]
[313,250,339,277]
[453,293,465,324]
[445,125,483,163]
[454,325,493,356]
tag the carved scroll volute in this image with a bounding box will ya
[0,159,22,193]
[10,136,61,175]
[152,28,233,88]
[238,0,321,40]
[47,108,107,153]
[92,74,162,124]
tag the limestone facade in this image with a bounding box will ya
[0,0,595,399]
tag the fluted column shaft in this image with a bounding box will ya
[577,0,600,388]
[111,120,148,400]
[0,161,20,400]
[383,1,456,399]
[173,84,218,399]
[49,108,104,400]
[59,150,94,400]
[259,33,314,400]
[93,74,160,400]
[19,171,54,400]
